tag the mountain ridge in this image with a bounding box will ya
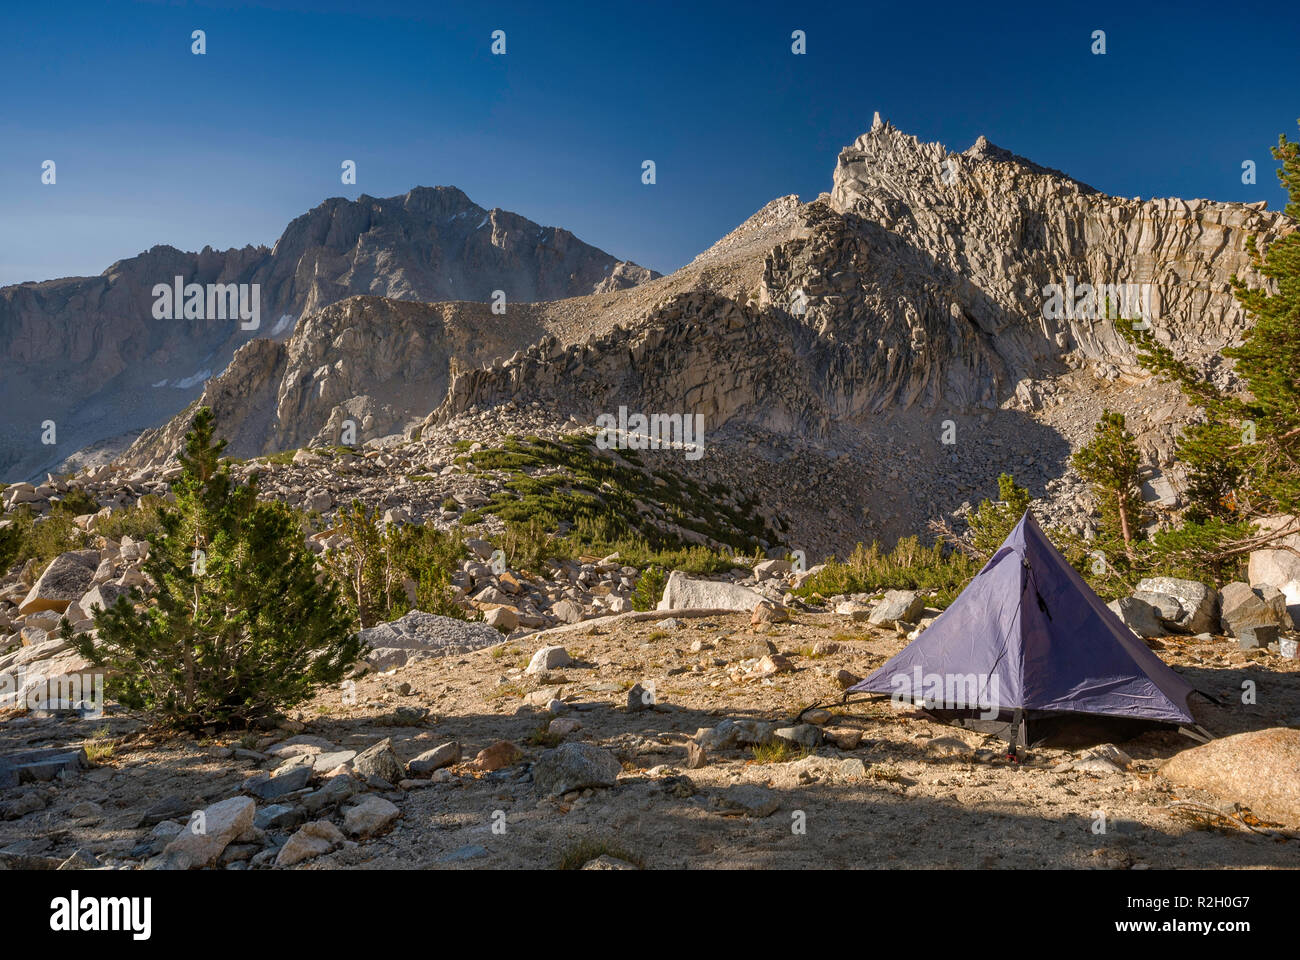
[0,187,657,481]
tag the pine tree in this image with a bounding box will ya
[70,408,360,730]
[1072,410,1145,559]
[324,499,469,627]
[966,472,1031,558]
[1118,120,1300,562]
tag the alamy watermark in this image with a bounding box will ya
[1041,277,1156,328]
[595,406,704,460]
[152,276,260,330]
[0,667,105,716]
[889,667,1001,720]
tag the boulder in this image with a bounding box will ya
[342,796,400,836]
[0,747,87,788]
[358,610,501,671]
[773,724,822,749]
[17,550,100,615]
[1132,590,1182,622]
[532,742,622,796]
[162,796,255,869]
[79,580,133,615]
[525,645,571,674]
[549,599,586,623]
[1247,516,1300,589]
[275,820,344,867]
[407,741,461,774]
[1107,596,1168,638]
[1133,577,1218,634]
[751,600,790,625]
[352,738,405,784]
[470,740,523,772]
[1237,624,1279,651]
[752,559,792,580]
[694,718,774,751]
[245,763,313,800]
[657,571,763,611]
[1159,728,1300,826]
[868,590,924,626]
[712,784,780,818]
[483,606,518,631]
[626,681,655,711]
[1218,582,1293,637]
[835,600,872,620]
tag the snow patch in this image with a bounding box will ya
[171,369,211,390]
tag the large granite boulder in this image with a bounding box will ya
[1247,515,1300,621]
[1107,597,1167,638]
[18,550,101,615]
[531,742,622,796]
[657,571,762,612]
[1218,582,1293,637]
[1133,577,1219,634]
[1160,728,1300,826]
[161,796,255,868]
[869,590,925,626]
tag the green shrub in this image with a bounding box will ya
[496,515,561,571]
[793,536,978,607]
[54,488,100,516]
[631,565,667,611]
[0,504,88,577]
[96,494,168,542]
[324,500,469,627]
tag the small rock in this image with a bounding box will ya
[471,740,524,772]
[407,741,461,775]
[626,681,655,712]
[926,736,975,758]
[352,738,405,784]
[275,820,344,867]
[525,645,571,674]
[712,784,780,818]
[582,854,639,870]
[532,742,622,796]
[342,796,401,837]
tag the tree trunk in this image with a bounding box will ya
[1117,492,1134,560]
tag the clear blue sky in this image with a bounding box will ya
[2,0,1297,286]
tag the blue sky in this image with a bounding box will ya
[1,0,1297,286]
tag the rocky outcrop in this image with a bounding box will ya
[124,296,549,465]
[1,187,655,481]
[429,117,1293,437]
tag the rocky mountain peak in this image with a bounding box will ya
[1,189,657,482]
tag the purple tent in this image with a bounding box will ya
[849,512,1198,746]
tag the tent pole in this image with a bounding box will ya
[1006,708,1025,762]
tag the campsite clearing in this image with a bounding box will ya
[2,605,1297,869]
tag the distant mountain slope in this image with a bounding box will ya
[0,186,657,481]
[114,117,1295,546]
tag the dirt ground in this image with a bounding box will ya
[3,610,1299,869]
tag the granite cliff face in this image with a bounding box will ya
[0,187,655,481]
[124,296,550,466]
[432,116,1291,432]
